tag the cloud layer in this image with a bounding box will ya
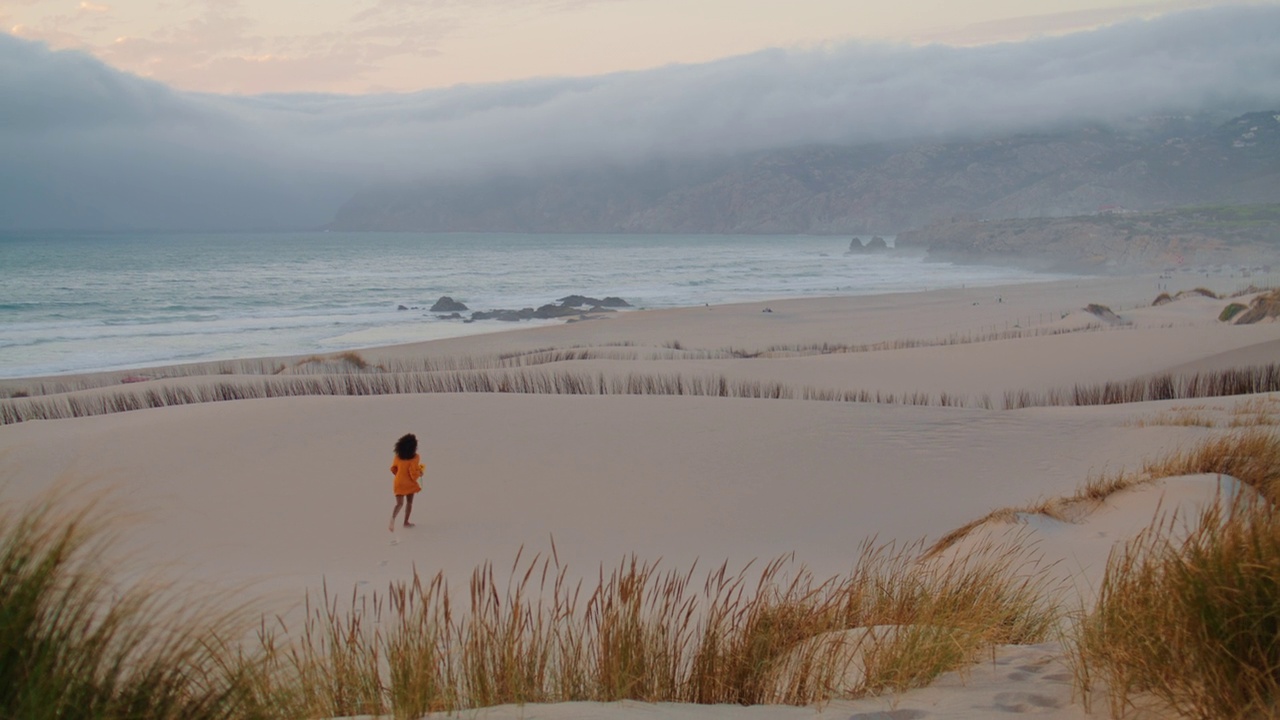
[2,5,1279,230]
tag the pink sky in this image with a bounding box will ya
[2,0,1271,94]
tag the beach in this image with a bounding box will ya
[2,271,1278,719]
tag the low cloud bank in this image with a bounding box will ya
[2,5,1278,230]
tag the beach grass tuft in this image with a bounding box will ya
[1075,496,1280,719]
[1218,302,1247,322]
[0,494,261,720]
[1139,428,1280,501]
[1233,287,1280,324]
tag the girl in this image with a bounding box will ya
[389,433,424,531]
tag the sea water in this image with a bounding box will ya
[0,232,1060,378]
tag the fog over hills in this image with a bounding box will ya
[331,111,1280,234]
[2,5,1279,232]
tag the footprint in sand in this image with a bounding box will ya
[992,691,1066,713]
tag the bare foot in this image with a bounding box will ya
[388,521,396,532]
[403,522,416,528]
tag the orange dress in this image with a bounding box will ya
[390,453,424,496]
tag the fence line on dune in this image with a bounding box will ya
[3,363,1279,426]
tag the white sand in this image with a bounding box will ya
[1,272,1277,719]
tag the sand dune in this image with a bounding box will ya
[1,272,1278,719]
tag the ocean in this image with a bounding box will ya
[0,232,1061,378]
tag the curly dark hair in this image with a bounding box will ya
[394,433,418,460]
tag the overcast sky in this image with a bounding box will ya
[2,0,1274,94]
[2,3,1279,230]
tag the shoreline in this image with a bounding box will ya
[0,271,1201,388]
[3,232,1063,381]
[0,273,1076,383]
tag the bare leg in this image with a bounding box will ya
[403,494,415,528]
[389,495,405,532]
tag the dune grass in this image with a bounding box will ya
[911,427,1280,719]
[925,429,1280,558]
[0,495,262,720]
[1233,287,1280,324]
[1075,497,1280,719]
[1140,428,1280,502]
[0,489,1055,719]
[1183,287,1220,300]
[237,541,1053,717]
[1219,302,1247,322]
[912,426,1280,719]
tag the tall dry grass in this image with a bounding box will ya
[1076,497,1280,719]
[244,541,1054,715]
[0,496,264,720]
[1139,428,1280,502]
[1058,429,1280,718]
[1233,287,1280,324]
[2,492,1052,719]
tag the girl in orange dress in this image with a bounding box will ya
[389,433,424,531]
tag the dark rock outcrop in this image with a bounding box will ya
[442,294,632,323]
[468,304,618,322]
[557,295,633,308]
[430,296,469,312]
[849,236,890,252]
